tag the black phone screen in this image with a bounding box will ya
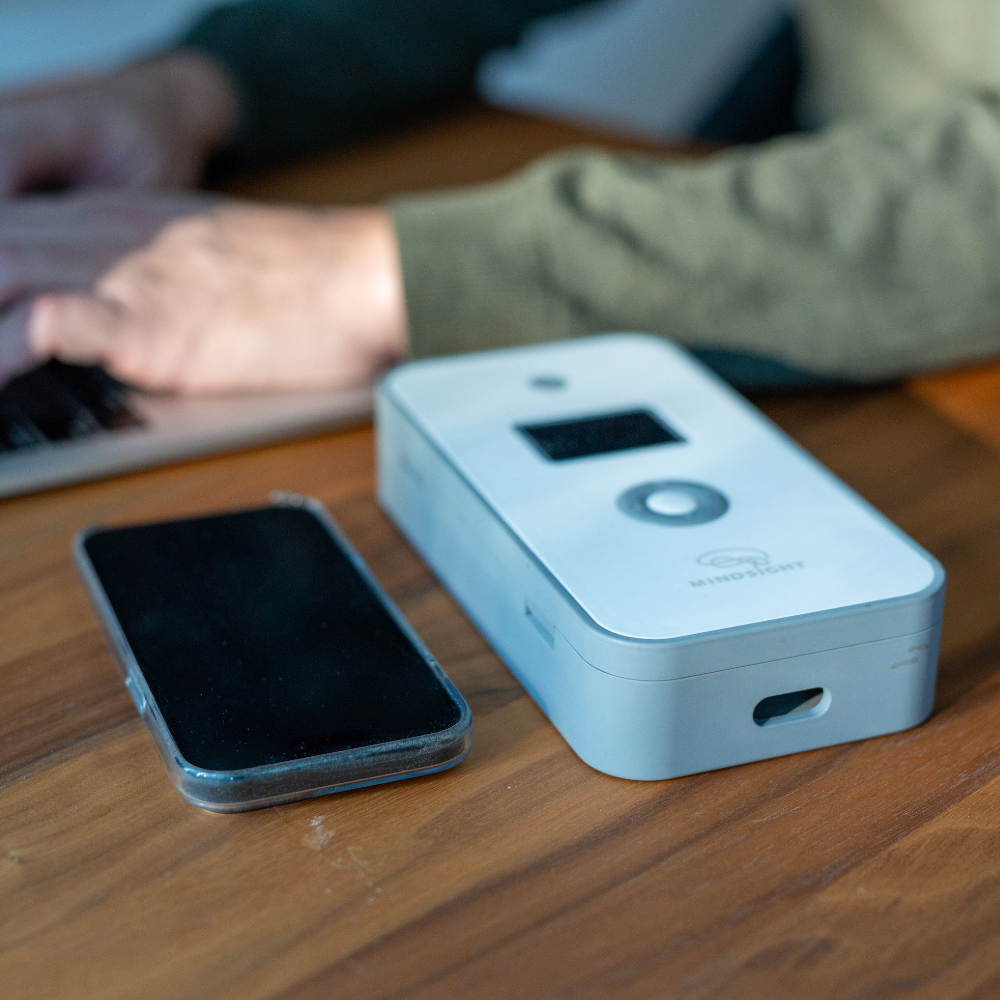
[84,506,462,772]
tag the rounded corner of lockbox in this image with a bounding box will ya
[893,548,947,612]
[376,365,409,402]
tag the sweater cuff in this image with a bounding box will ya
[390,161,594,361]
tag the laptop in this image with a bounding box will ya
[0,359,372,498]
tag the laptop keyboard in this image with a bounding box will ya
[0,361,144,452]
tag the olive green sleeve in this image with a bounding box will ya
[391,91,1000,383]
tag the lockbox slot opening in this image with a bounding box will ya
[753,687,827,727]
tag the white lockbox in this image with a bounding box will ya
[376,335,944,779]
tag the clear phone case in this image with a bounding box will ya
[73,495,472,812]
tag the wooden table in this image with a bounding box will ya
[6,103,1000,1000]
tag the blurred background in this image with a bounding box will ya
[0,0,792,142]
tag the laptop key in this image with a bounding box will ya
[0,361,144,447]
[0,401,46,450]
[45,362,144,432]
[3,375,85,442]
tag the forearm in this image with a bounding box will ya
[392,91,1000,382]
[179,0,586,166]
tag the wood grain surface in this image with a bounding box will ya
[219,101,706,206]
[910,362,1000,455]
[4,103,1000,1000]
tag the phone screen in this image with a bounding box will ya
[83,506,462,772]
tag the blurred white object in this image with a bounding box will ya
[0,0,787,139]
[478,0,790,139]
[0,0,225,89]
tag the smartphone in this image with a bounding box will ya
[74,495,472,812]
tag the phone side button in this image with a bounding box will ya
[124,674,147,715]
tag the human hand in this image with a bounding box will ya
[0,188,221,385]
[0,52,237,198]
[28,202,409,393]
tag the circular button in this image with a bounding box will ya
[645,489,699,517]
[617,480,729,526]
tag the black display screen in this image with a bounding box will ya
[518,408,683,461]
[84,507,461,771]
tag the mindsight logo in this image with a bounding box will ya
[689,548,804,588]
